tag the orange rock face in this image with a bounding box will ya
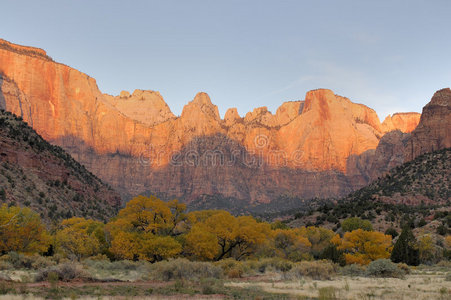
[363,89,451,182]
[0,39,426,208]
[381,113,421,133]
[103,89,176,126]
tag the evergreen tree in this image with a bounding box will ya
[320,244,346,266]
[390,226,419,266]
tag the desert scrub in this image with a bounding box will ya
[339,264,366,277]
[365,259,404,278]
[215,258,245,278]
[83,258,147,271]
[1,252,33,269]
[35,262,91,282]
[288,260,337,280]
[149,258,222,281]
[255,257,293,273]
[0,260,13,270]
[396,263,410,275]
[30,255,56,270]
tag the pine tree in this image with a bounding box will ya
[390,226,420,266]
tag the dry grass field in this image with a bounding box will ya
[0,263,449,299]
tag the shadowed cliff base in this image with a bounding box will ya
[53,133,365,212]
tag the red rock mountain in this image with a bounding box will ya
[368,88,451,183]
[0,39,429,209]
[405,88,451,160]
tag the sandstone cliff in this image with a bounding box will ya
[103,90,176,126]
[381,113,421,133]
[405,88,451,160]
[366,88,451,182]
[0,39,425,208]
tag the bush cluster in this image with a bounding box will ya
[288,260,337,280]
[35,263,90,282]
[149,259,222,281]
[365,259,405,278]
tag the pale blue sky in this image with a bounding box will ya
[2,0,451,119]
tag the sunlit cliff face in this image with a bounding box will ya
[1,38,428,204]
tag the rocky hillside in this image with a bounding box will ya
[0,38,422,208]
[282,148,450,234]
[345,148,450,206]
[0,109,121,222]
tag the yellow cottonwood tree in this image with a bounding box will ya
[108,195,187,236]
[184,223,218,260]
[0,204,49,254]
[106,196,184,261]
[273,228,312,261]
[55,217,106,260]
[332,229,392,265]
[109,231,140,260]
[297,226,335,257]
[184,210,270,261]
[417,234,437,264]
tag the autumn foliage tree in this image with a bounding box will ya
[55,217,107,260]
[0,204,49,254]
[185,210,270,261]
[297,226,335,258]
[272,228,311,261]
[332,229,392,265]
[106,196,185,262]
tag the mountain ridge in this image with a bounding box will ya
[0,38,431,208]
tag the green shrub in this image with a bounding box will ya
[385,227,399,238]
[342,217,373,232]
[289,260,336,280]
[83,259,146,271]
[339,264,366,277]
[2,252,33,269]
[150,259,222,281]
[30,255,56,270]
[365,259,404,278]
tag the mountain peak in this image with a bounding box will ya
[105,89,175,126]
[428,87,451,107]
[192,92,213,105]
[224,108,241,126]
[0,38,51,61]
[181,92,220,120]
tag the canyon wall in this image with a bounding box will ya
[0,39,427,209]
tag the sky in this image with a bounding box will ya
[2,0,451,119]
